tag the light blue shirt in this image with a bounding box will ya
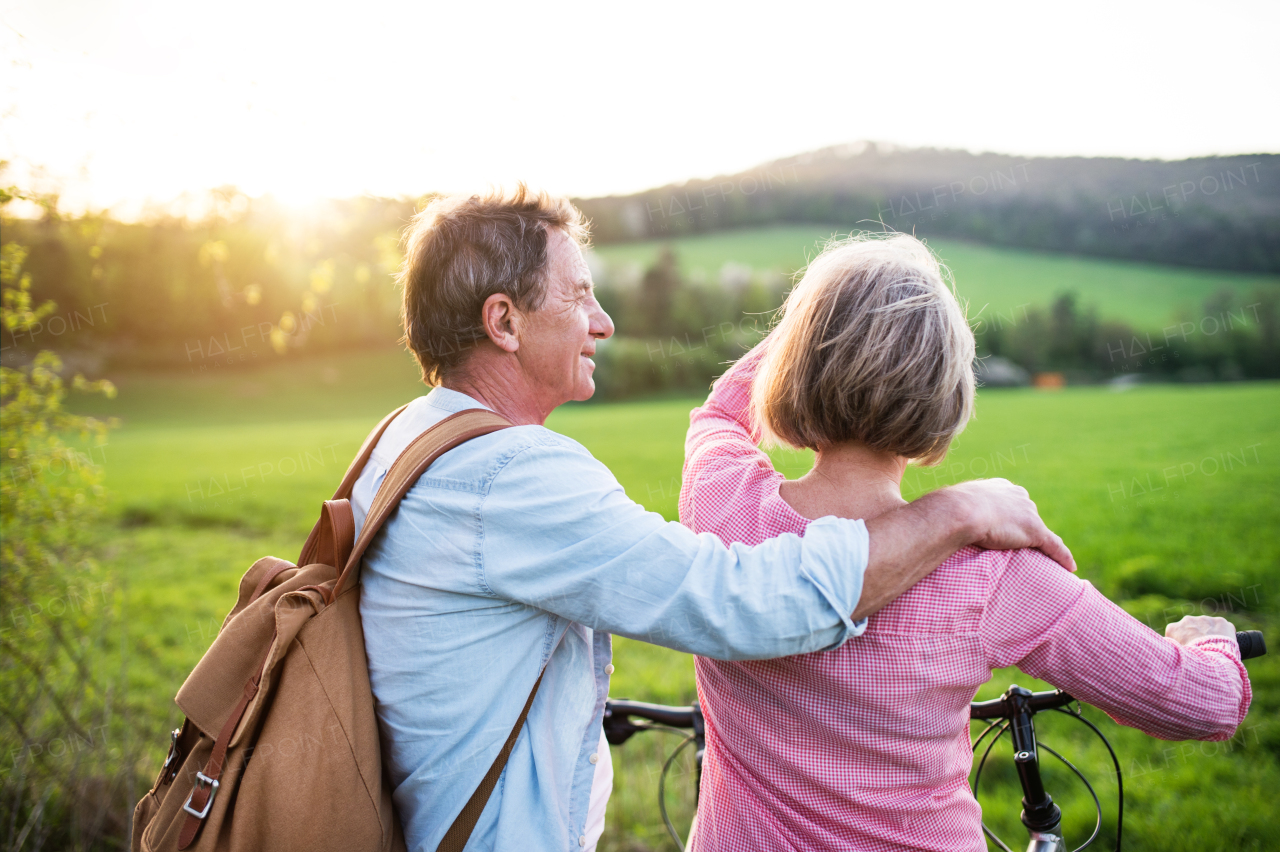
[353,387,869,852]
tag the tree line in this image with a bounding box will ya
[587,251,1279,400]
[0,190,411,372]
[2,184,1276,399]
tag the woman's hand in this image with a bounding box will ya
[1165,615,1236,645]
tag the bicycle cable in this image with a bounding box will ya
[658,732,698,851]
[634,722,697,740]
[972,717,1009,756]
[1053,706,1123,852]
[1037,740,1101,851]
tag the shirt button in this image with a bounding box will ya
[604,664,614,675]
[589,752,599,764]
[579,835,587,847]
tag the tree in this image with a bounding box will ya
[637,248,682,336]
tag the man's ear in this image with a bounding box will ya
[479,292,521,354]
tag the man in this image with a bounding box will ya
[352,187,1073,852]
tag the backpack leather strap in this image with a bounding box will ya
[295,403,409,569]
[333,403,411,500]
[177,641,273,849]
[437,668,545,852]
[331,408,513,600]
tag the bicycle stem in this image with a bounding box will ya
[1005,686,1063,837]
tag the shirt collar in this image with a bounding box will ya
[424,385,492,414]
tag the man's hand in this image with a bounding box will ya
[1166,615,1236,646]
[858,477,1073,620]
[943,478,1076,572]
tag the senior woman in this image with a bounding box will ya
[680,234,1252,852]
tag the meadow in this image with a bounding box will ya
[590,224,1280,329]
[69,344,1279,852]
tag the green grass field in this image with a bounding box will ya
[71,346,1279,851]
[590,225,1280,329]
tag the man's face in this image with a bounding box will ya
[516,228,614,409]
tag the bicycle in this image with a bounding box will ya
[603,630,1267,852]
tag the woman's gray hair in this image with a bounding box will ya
[752,233,975,465]
[398,185,589,385]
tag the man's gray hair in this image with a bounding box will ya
[398,185,589,385]
[752,233,976,465]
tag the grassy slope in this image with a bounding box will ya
[589,225,1280,329]
[81,349,1279,850]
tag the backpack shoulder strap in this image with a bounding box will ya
[294,403,410,569]
[334,407,542,852]
[437,668,545,852]
[334,403,411,500]
[332,407,513,599]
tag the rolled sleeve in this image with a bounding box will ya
[794,516,870,643]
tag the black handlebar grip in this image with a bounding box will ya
[1237,630,1266,660]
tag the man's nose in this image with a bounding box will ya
[591,304,615,340]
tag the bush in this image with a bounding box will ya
[1,239,128,850]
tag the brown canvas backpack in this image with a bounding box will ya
[132,407,538,852]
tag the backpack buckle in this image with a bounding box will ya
[162,728,182,778]
[182,772,219,819]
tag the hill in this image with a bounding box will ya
[575,144,1280,273]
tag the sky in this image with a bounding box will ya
[1,0,1277,215]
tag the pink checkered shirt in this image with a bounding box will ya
[679,349,1252,852]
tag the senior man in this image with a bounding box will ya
[351,188,1074,852]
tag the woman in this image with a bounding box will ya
[679,234,1251,851]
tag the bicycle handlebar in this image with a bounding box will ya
[606,699,696,728]
[1237,630,1266,660]
[603,699,702,747]
[969,687,1074,720]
